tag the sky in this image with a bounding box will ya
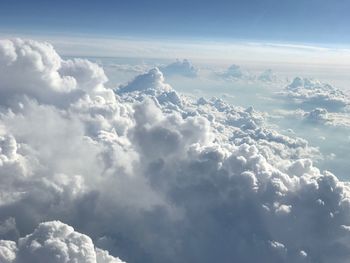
[1,0,350,45]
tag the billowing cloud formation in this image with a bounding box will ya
[159,59,198,78]
[1,39,350,263]
[0,221,124,263]
[118,67,171,93]
[282,77,350,111]
[118,67,182,106]
[0,38,115,108]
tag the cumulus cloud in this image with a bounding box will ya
[118,67,171,93]
[217,64,280,83]
[218,64,249,80]
[273,107,350,129]
[0,38,115,108]
[159,59,199,78]
[0,221,125,263]
[117,67,182,106]
[281,77,350,111]
[258,69,278,82]
[305,108,329,123]
[1,38,350,263]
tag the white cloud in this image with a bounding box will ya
[305,108,329,123]
[258,69,278,82]
[217,64,250,80]
[0,240,17,263]
[217,64,281,83]
[5,34,350,68]
[281,77,350,111]
[118,67,182,107]
[0,39,350,263]
[0,221,125,263]
[273,107,350,129]
[0,39,115,108]
[159,59,198,78]
[0,39,78,107]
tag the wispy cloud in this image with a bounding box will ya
[2,33,350,66]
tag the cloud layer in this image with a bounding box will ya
[0,39,350,263]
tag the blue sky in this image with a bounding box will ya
[1,0,350,45]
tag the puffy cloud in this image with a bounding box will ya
[258,69,278,82]
[273,107,350,129]
[159,59,199,78]
[1,39,350,263]
[0,240,17,263]
[59,58,107,92]
[218,64,248,80]
[217,64,280,83]
[118,67,182,106]
[281,77,350,111]
[0,221,125,263]
[0,39,78,107]
[118,67,171,93]
[0,39,114,108]
[305,108,329,123]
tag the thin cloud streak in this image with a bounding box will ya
[2,33,350,66]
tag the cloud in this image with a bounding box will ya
[217,64,280,83]
[117,67,182,106]
[0,38,114,108]
[281,77,350,111]
[273,107,350,129]
[159,59,199,78]
[1,39,350,263]
[118,67,171,93]
[258,69,278,82]
[305,108,329,123]
[101,63,149,75]
[0,221,125,263]
[217,64,249,80]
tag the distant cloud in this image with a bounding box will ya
[274,107,350,129]
[281,77,350,111]
[217,64,251,80]
[1,39,350,263]
[118,67,171,93]
[159,59,199,78]
[305,107,329,123]
[217,64,280,83]
[117,67,182,106]
[9,34,350,67]
[102,63,150,76]
[258,69,278,82]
